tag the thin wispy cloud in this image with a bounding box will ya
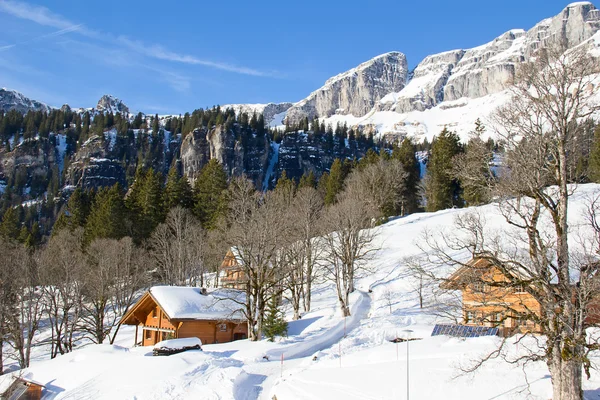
[0,24,83,51]
[0,0,279,78]
[0,0,96,37]
[118,36,279,77]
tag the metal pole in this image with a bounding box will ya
[403,329,413,400]
[406,332,410,400]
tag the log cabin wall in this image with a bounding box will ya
[461,267,542,335]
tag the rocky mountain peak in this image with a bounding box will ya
[0,88,52,114]
[284,51,408,124]
[96,95,130,115]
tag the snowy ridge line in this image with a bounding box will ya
[265,291,371,361]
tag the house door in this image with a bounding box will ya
[233,333,247,341]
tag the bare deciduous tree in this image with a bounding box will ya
[39,229,85,358]
[7,248,44,369]
[322,189,379,317]
[423,43,600,400]
[226,176,287,341]
[150,206,206,286]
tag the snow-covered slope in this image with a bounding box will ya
[0,88,53,113]
[4,184,600,399]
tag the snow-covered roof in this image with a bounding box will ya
[149,286,245,321]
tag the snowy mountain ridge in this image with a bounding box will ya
[0,88,53,114]
[2,3,600,145]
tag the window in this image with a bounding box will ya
[219,324,228,332]
[145,330,152,339]
[152,308,158,318]
[514,284,526,293]
[472,282,488,293]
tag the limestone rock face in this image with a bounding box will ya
[64,135,126,189]
[285,52,408,123]
[443,2,600,102]
[378,50,466,113]
[180,125,269,187]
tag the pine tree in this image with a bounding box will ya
[193,159,228,230]
[425,127,464,212]
[392,138,421,215]
[263,295,288,342]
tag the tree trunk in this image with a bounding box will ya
[548,353,583,400]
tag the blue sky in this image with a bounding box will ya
[0,0,586,114]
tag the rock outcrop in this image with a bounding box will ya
[96,95,130,115]
[180,125,269,187]
[379,50,465,113]
[0,88,52,114]
[285,52,408,124]
[377,2,600,114]
[64,135,127,189]
[443,2,600,102]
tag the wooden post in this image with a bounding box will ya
[134,324,138,347]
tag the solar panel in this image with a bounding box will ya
[431,324,498,338]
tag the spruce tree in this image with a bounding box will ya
[392,138,421,215]
[325,158,345,206]
[193,159,228,230]
[263,295,288,342]
[84,184,127,244]
[298,170,317,189]
[589,125,600,183]
[457,121,493,206]
[0,207,21,240]
[425,128,464,212]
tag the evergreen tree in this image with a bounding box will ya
[325,158,345,206]
[0,207,21,240]
[589,125,600,183]
[262,295,288,342]
[456,121,494,206]
[298,170,317,189]
[164,165,193,210]
[53,187,92,234]
[193,159,228,230]
[425,128,464,212]
[84,184,127,244]
[392,138,421,215]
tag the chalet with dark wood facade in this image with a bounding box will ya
[119,286,248,347]
[219,248,248,290]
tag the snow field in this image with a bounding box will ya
[3,184,600,399]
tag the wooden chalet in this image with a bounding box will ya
[119,286,248,347]
[442,257,600,336]
[1,378,44,400]
[220,248,248,290]
[442,258,542,336]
